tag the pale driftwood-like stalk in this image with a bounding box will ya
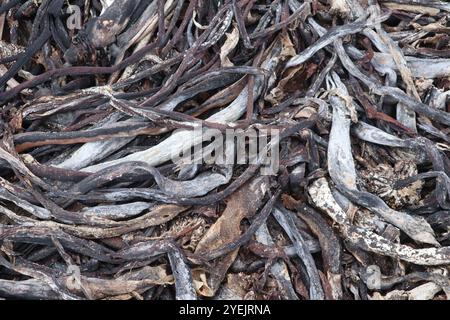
[309,178,450,266]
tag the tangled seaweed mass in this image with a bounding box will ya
[0,0,449,300]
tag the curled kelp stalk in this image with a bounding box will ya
[112,240,196,300]
[272,206,324,300]
[326,71,439,246]
[254,223,300,300]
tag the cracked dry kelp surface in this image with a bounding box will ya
[0,0,449,300]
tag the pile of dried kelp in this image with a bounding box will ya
[0,0,449,300]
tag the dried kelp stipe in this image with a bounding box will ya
[0,0,449,300]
